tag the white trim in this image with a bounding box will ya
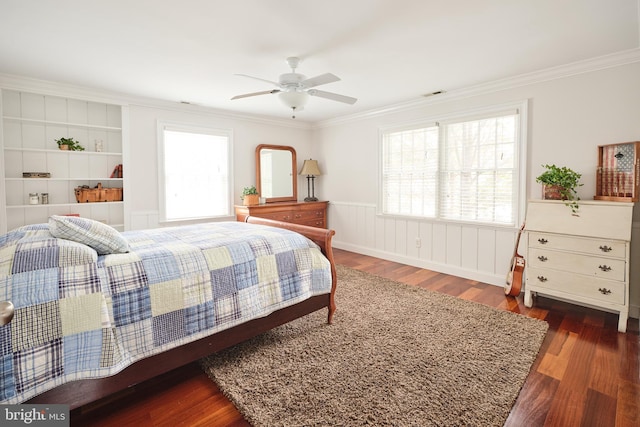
[156,120,234,223]
[313,48,640,129]
[0,73,312,130]
[377,100,528,227]
[333,240,505,287]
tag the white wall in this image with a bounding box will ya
[312,61,640,318]
[125,104,312,229]
[2,58,640,320]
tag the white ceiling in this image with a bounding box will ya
[0,0,638,123]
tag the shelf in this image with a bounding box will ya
[5,177,123,181]
[7,201,124,208]
[3,147,121,155]
[1,89,126,234]
[2,116,122,131]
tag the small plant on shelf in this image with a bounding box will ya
[55,137,85,151]
[535,164,583,213]
[241,186,259,206]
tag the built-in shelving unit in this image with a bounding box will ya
[1,89,125,233]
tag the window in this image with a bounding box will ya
[380,103,525,226]
[158,123,232,222]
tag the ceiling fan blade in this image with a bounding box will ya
[301,73,340,89]
[231,89,280,100]
[234,74,281,87]
[308,89,357,105]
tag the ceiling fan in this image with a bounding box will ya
[231,57,357,118]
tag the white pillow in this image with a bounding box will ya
[48,215,130,255]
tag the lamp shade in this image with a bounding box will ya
[279,90,309,109]
[300,159,321,176]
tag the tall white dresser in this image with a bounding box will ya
[524,200,634,332]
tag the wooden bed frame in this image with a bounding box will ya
[27,216,337,409]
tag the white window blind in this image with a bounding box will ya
[439,113,518,224]
[159,124,232,222]
[381,107,521,226]
[382,126,439,217]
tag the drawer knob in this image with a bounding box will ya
[537,238,548,244]
[537,255,548,262]
[599,245,612,253]
[598,265,612,272]
[598,287,612,295]
[537,276,548,282]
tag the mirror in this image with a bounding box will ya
[256,144,297,203]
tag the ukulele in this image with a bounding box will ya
[505,223,525,296]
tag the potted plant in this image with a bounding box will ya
[55,137,85,151]
[241,186,259,206]
[535,164,583,213]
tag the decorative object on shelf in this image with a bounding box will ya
[535,164,583,214]
[40,193,49,204]
[29,193,39,205]
[595,141,640,202]
[300,159,321,202]
[110,164,123,178]
[55,137,85,151]
[241,186,259,206]
[22,172,51,178]
[75,183,123,203]
[95,139,103,152]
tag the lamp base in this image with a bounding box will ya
[304,196,318,202]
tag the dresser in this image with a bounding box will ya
[524,200,633,332]
[235,201,328,228]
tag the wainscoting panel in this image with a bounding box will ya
[329,201,640,322]
[328,201,517,287]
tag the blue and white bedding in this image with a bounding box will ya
[0,221,332,404]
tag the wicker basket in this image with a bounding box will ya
[75,183,123,203]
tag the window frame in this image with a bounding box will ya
[378,100,528,227]
[157,121,234,224]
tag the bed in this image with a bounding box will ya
[0,215,337,408]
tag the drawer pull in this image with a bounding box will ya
[599,245,612,253]
[598,265,612,272]
[537,276,548,282]
[598,287,612,295]
[537,238,548,244]
[537,255,548,262]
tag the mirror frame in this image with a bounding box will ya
[255,144,298,203]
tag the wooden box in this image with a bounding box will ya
[594,141,640,202]
[75,183,123,203]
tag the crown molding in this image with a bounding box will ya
[0,73,312,130]
[313,48,640,129]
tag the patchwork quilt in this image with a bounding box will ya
[0,221,332,404]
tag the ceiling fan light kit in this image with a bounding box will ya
[232,57,357,118]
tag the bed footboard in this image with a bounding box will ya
[245,216,337,323]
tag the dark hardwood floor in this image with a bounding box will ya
[72,248,640,427]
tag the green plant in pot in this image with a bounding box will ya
[241,186,259,206]
[535,164,583,213]
[55,137,85,151]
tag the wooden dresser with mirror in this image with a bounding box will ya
[235,144,328,228]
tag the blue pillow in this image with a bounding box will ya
[48,215,130,255]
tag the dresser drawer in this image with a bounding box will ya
[526,267,625,305]
[528,232,626,258]
[528,248,626,281]
[258,210,295,222]
[293,209,325,221]
[298,218,326,228]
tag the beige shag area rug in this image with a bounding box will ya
[201,265,548,427]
